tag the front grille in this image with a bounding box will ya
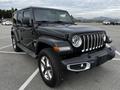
[81,32,104,52]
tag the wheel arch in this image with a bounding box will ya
[11,29,19,42]
[35,42,53,55]
[35,36,71,55]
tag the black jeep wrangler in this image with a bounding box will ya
[11,7,115,87]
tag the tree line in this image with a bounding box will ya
[0,8,17,19]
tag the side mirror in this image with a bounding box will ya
[70,15,75,23]
[23,17,30,26]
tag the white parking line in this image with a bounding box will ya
[19,68,39,90]
[0,51,26,55]
[106,44,120,56]
[0,36,10,39]
[112,58,120,61]
[115,51,120,56]
[0,44,12,50]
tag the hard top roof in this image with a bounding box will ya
[16,6,67,12]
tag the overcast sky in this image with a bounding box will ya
[0,0,120,18]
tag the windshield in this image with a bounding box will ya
[34,8,73,24]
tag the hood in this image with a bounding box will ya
[37,24,105,39]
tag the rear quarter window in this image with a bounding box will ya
[17,11,23,25]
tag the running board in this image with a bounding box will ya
[17,43,37,58]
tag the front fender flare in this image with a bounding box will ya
[35,37,71,54]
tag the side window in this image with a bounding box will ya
[13,13,17,24]
[23,10,31,26]
[17,11,23,25]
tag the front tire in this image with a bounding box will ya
[38,48,63,87]
[12,35,21,52]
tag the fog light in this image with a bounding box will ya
[81,64,84,67]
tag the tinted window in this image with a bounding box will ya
[23,10,31,25]
[17,11,23,25]
[23,11,31,18]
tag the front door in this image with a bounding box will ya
[21,9,35,51]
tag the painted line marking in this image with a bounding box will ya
[115,51,120,56]
[19,68,39,90]
[0,36,10,39]
[0,44,12,50]
[106,44,120,56]
[0,51,26,55]
[112,58,120,61]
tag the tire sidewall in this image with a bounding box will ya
[12,35,21,52]
[12,36,17,51]
[38,48,63,87]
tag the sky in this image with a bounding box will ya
[0,0,120,18]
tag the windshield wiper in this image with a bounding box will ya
[53,21,73,24]
[36,21,52,24]
[36,20,73,25]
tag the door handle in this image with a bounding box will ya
[22,29,25,31]
[32,30,34,34]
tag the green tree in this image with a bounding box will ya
[0,8,17,19]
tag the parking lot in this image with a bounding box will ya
[0,23,120,90]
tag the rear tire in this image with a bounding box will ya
[38,48,63,87]
[12,35,22,52]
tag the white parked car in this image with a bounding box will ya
[103,20,111,25]
[2,21,12,25]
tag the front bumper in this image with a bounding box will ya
[61,47,115,72]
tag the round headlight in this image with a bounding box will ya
[103,33,106,41]
[72,35,82,48]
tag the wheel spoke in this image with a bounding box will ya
[41,56,46,66]
[47,70,52,79]
[41,63,45,72]
[40,56,53,81]
[46,57,51,67]
[44,57,48,66]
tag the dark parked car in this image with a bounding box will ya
[11,7,115,87]
[110,20,120,25]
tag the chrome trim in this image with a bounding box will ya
[82,35,86,52]
[101,34,104,47]
[87,35,89,51]
[67,62,91,72]
[98,33,101,48]
[59,46,71,51]
[100,33,102,47]
[90,34,93,50]
[93,34,96,49]
[96,33,99,48]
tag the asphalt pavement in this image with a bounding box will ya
[0,23,120,90]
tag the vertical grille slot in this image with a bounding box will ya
[101,34,104,47]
